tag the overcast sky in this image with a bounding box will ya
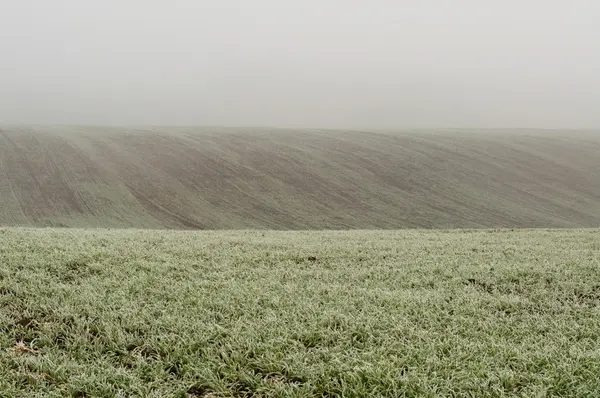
[0,0,598,128]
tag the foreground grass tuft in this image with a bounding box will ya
[1,228,600,397]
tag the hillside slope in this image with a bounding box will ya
[0,126,599,228]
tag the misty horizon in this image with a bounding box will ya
[1,0,599,129]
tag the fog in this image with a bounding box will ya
[1,0,599,128]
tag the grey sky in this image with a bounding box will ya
[1,0,599,128]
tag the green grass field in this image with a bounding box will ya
[2,228,600,397]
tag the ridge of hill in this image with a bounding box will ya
[1,126,599,229]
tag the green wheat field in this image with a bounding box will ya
[1,228,599,397]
